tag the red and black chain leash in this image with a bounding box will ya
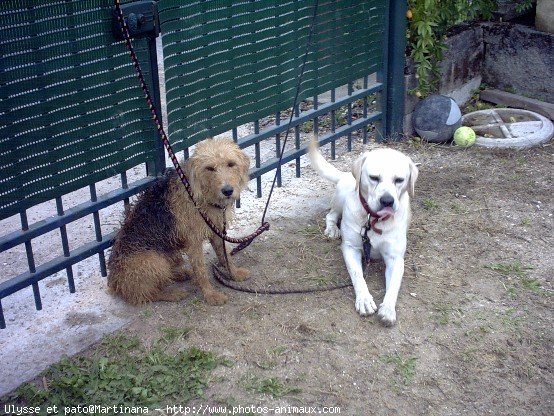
[114,0,268,255]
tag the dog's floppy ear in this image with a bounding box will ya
[351,152,368,191]
[407,158,419,198]
[184,155,203,200]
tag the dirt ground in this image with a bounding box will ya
[1,127,552,414]
[102,139,553,415]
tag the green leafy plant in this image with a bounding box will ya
[515,0,533,14]
[1,334,224,409]
[423,198,439,210]
[407,0,497,97]
[381,353,418,385]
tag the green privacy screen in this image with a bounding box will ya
[159,0,387,150]
[0,0,157,220]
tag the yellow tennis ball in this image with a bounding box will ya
[453,126,476,147]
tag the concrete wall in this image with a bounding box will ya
[482,23,554,104]
[438,24,484,104]
[536,0,554,33]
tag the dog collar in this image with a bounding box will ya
[358,190,392,235]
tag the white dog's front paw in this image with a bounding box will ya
[355,294,377,316]
[378,303,397,326]
[324,225,341,239]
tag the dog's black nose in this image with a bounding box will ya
[221,185,234,197]
[380,194,395,207]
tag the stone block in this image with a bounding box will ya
[482,23,554,103]
[439,23,484,98]
[536,0,554,34]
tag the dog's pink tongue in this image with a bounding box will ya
[376,206,394,220]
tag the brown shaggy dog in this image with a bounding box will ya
[107,138,251,306]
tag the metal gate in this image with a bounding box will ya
[0,0,407,328]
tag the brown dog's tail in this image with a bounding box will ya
[308,136,346,184]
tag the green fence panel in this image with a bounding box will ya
[159,0,387,151]
[0,0,158,220]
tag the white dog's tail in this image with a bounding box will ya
[308,137,346,184]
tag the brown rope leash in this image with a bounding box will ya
[212,265,352,295]
[114,0,269,254]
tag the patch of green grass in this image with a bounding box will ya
[433,303,452,325]
[243,375,301,398]
[450,203,468,214]
[272,346,287,356]
[486,260,540,298]
[499,308,524,330]
[521,277,542,293]
[255,346,288,370]
[432,303,463,325]
[189,298,202,307]
[463,99,498,113]
[516,156,527,166]
[461,347,479,363]
[381,353,417,385]
[520,218,531,226]
[298,224,322,237]
[506,286,518,300]
[141,309,153,318]
[422,198,439,211]
[300,120,314,133]
[100,333,141,354]
[2,334,224,409]
[334,106,348,127]
[160,326,191,343]
[484,260,533,277]
[301,273,337,287]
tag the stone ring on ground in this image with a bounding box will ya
[462,108,554,148]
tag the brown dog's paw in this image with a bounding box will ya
[232,267,250,282]
[204,290,228,306]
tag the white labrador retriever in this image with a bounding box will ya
[308,138,418,326]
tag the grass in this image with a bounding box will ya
[298,224,323,238]
[521,277,542,293]
[300,120,314,133]
[433,303,452,325]
[255,346,288,370]
[485,260,541,298]
[243,375,301,398]
[381,353,418,385]
[450,202,469,214]
[422,198,439,211]
[160,326,191,343]
[432,303,463,325]
[500,308,524,331]
[484,260,533,277]
[302,275,336,287]
[1,333,224,410]
[520,218,531,226]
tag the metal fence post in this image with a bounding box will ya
[145,35,167,177]
[385,1,407,140]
